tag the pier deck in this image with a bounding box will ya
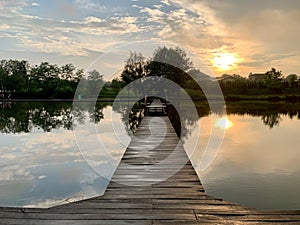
[146,98,167,114]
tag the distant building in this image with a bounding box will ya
[249,73,265,81]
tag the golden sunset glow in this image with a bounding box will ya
[212,53,240,71]
[215,117,233,129]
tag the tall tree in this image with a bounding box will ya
[121,52,146,96]
[146,46,192,79]
[264,68,283,81]
[121,52,146,84]
[286,74,298,88]
[0,59,30,98]
[87,69,104,97]
[30,62,59,97]
[263,68,284,92]
[146,46,193,98]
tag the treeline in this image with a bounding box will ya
[0,60,123,99]
[218,68,300,98]
[0,60,82,98]
[0,46,201,99]
[2,47,300,101]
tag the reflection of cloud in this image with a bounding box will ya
[0,165,34,182]
[188,113,300,209]
[0,105,128,207]
[195,114,300,176]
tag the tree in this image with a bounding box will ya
[88,69,103,81]
[87,69,104,97]
[263,68,284,93]
[60,64,76,81]
[71,69,84,92]
[0,59,86,99]
[146,46,193,98]
[0,59,30,98]
[146,46,192,80]
[121,52,146,97]
[121,52,146,84]
[286,74,298,88]
[30,62,60,97]
[264,68,283,81]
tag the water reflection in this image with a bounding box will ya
[1,100,300,210]
[112,100,144,134]
[1,101,299,134]
[176,101,300,210]
[225,101,300,129]
[0,101,119,208]
[157,101,300,210]
[0,102,109,133]
[215,117,233,129]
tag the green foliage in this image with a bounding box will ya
[87,69,104,97]
[146,46,192,84]
[264,68,283,81]
[0,60,87,99]
[218,68,300,97]
[121,52,146,84]
[0,60,28,94]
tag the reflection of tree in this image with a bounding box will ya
[224,102,300,129]
[0,102,109,134]
[261,114,282,128]
[167,103,200,142]
[88,102,106,123]
[112,100,144,134]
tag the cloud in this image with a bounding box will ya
[75,0,105,11]
[0,0,299,76]
[161,0,170,6]
[140,7,165,22]
[165,0,300,75]
[0,0,27,14]
[32,2,40,7]
[75,0,123,13]
[1,11,141,56]
[241,53,296,68]
[229,9,300,53]
[0,24,10,30]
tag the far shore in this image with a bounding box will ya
[3,94,300,103]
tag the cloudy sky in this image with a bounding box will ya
[0,0,299,77]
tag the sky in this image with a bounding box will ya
[0,0,300,78]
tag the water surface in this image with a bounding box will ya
[0,101,129,208]
[184,102,300,210]
[0,101,300,210]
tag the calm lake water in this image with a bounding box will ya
[0,101,300,210]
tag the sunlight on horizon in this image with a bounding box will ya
[212,52,241,71]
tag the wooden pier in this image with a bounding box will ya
[0,99,300,224]
[145,98,167,115]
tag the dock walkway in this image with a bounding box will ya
[0,100,300,224]
[145,98,167,115]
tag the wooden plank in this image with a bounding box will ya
[0,219,152,225]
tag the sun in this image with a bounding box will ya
[212,53,238,71]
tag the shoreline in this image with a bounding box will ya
[3,97,300,102]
